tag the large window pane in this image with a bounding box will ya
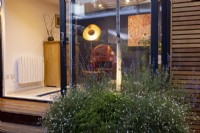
[70,0,151,84]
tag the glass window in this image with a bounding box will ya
[68,0,151,84]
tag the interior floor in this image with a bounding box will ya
[6,87,61,101]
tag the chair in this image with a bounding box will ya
[89,44,116,78]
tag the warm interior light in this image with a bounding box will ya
[83,24,101,41]
[88,29,95,36]
[98,4,103,7]
[125,0,131,4]
[98,3,104,9]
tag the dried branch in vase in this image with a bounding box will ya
[43,14,55,41]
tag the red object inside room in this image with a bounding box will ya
[89,44,116,77]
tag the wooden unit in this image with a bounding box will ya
[43,41,79,86]
[171,0,200,132]
[44,41,60,86]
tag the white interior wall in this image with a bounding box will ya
[2,0,59,94]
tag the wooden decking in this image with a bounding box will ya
[0,98,48,116]
[0,98,49,132]
[1,122,44,133]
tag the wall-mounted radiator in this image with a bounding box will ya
[18,56,44,84]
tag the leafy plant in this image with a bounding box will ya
[42,68,191,133]
[138,33,150,47]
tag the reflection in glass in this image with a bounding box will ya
[70,0,152,83]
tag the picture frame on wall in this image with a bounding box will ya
[128,14,151,47]
[55,14,60,28]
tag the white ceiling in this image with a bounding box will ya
[44,0,149,7]
[44,0,150,13]
[83,0,150,13]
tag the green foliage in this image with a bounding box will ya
[43,91,89,133]
[72,91,130,133]
[43,68,190,133]
[122,67,170,94]
[80,72,114,92]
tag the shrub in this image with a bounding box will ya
[42,68,190,133]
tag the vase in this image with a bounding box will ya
[48,36,54,41]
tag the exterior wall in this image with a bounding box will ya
[2,0,59,93]
[171,0,200,132]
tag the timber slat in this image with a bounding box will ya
[172,84,200,89]
[172,58,200,61]
[190,130,200,133]
[0,104,45,116]
[172,71,200,75]
[189,125,200,130]
[173,6,200,13]
[173,1,200,8]
[172,0,191,3]
[172,67,200,71]
[1,122,44,133]
[0,99,48,116]
[173,20,200,26]
[173,25,200,31]
[187,117,200,123]
[172,62,200,66]
[172,30,200,35]
[173,11,200,17]
[172,34,200,39]
[188,120,200,126]
[172,39,200,44]
[172,53,200,57]
[172,48,200,53]
[0,98,48,107]
[0,98,49,126]
[172,44,200,48]
[188,99,200,103]
[173,16,200,22]
[172,80,200,84]
[172,75,200,80]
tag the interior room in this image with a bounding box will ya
[2,0,61,101]
[2,0,154,101]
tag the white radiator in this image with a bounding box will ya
[18,56,44,84]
